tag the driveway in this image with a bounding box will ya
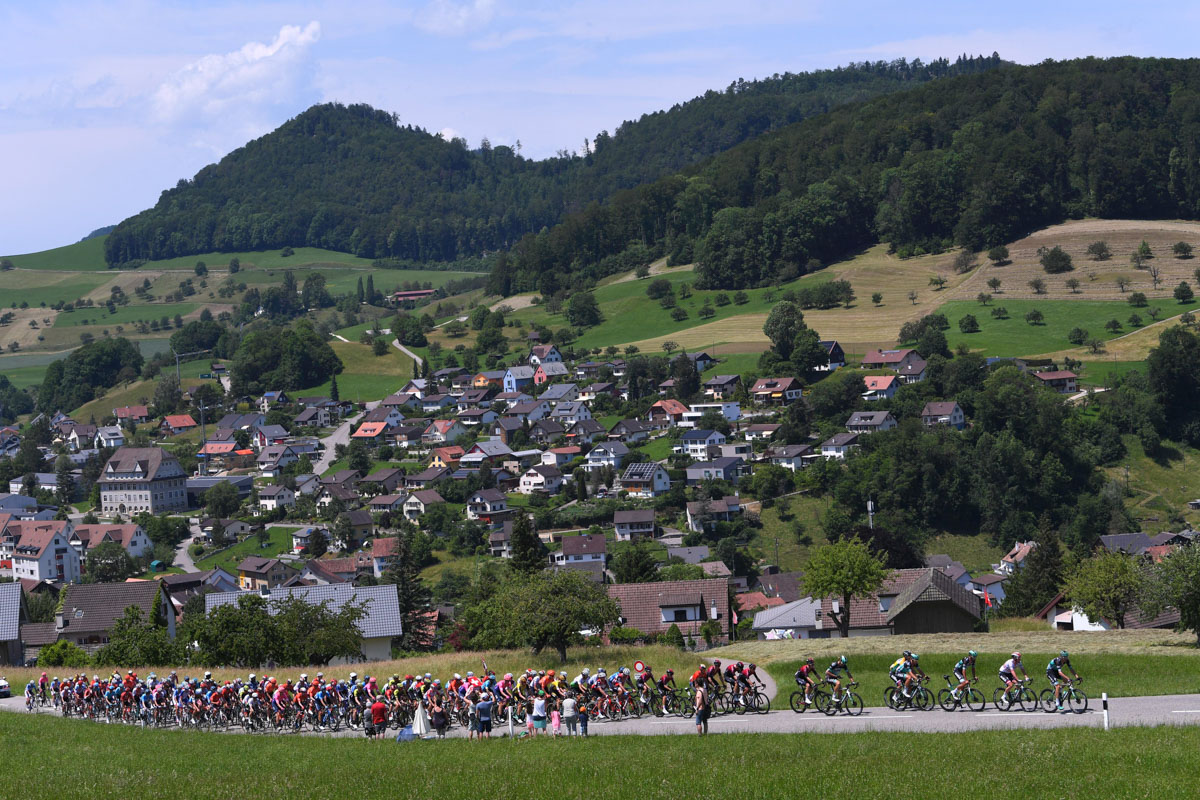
[313,411,364,474]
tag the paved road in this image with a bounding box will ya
[312,411,364,475]
[8,692,1199,738]
[391,338,423,366]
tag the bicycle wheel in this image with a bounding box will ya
[732,692,747,715]
[966,688,987,712]
[845,692,864,717]
[938,688,957,712]
[884,686,900,710]
[914,687,933,711]
[1040,689,1058,712]
[754,692,771,714]
[1069,689,1088,713]
[627,698,642,719]
[814,690,832,714]
[993,688,1010,711]
[789,691,807,713]
[712,693,728,715]
[1019,688,1039,712]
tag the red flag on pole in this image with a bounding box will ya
[984,590,993,608]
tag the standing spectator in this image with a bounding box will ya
[562,693,578,737]
[550,696,562,737]
[430,696,448,738]
[476,692,494,739]
[579,700,589,737]
[531,690,547,737]
[370,695,389,741]
[694,683,709,735]
[467,691,479,740]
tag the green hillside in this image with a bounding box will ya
[100,56,1002,265]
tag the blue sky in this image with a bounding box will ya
[3,0,1200,254]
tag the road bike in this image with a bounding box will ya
[1040,678,1087,714]
[789,685,830,713]
[885,675,933,711]
[824,681,863,716]
[993,678,1039,712]
[937,675,986,712]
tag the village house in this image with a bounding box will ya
[646,399,689,428]
[430,446,465,469]
[686,495,743,532]
[488,522,513,558]
[566,419,606,443]
[6,520,79,583]
[422,419,467,445]
[750,377,804,405]
[703,375,742,400]
[862,375,899,402]
[921,401,966,430]
[98,447,188,515]
[528,344,564,366]
[114,405,151,425]
[503,366,537,393]
[506,400,552,423]
[846,410,898,434]
[766,444,813,472]
[368,494,405,514]
[585,441,629,472]
[681,402,742,428]
[52,581,176,655]
[159,414,198,436]
[539,382,579,405]
[257,484,296,512]
[605,509,655,545]
[256,445,299,478]
[678,429,726,458]
[550,401,592,426]
[94,426,125,449]
[861,348,924,372]
[457,408,499,427]
[607,577,731,644]
[820,433,859,460]
[552,533,607,570]
[236,556,298,591]
[541,446,581,468]
[69,523,151,560]
[608,419,652,443]
[533,362,570,385]
[519,465,564,495]
[684,457,745,486]
[1032,370,1078,394]
[294,405,330,428]
[618,463,671,498]
[529,418,566,444]
[898,357,928,384]
[402,489,445,521]
[817,340,846,371]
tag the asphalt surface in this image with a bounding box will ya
[6,692,1200,737]
[311,410,364,475]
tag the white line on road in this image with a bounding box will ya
[1170,710,1200,713]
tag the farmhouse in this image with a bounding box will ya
[1032,370,1078,394]
[607,578,731,644]
[861,349,923,372]
[846,411,897,434]
[862,375,899,402]
[921,401,966,429]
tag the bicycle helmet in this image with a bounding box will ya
[902,650,911,658]
[350,672,358,681]
[453,673,461,680]
[968,650,978,658]
[538,670,545,677]
[204,671,212,679]
[666,669,674,675]
[249,673,256,681]
[317,672,324,679]
[582,668,590,676]
[910,653,919,661]
[300,673,308,681]
[806,657,815,665]
[713,660,721,667]
[622,668,630,676]
[1060,650,1069,659]
[433,679,441,686]
[465,672,473,678]
[548,670,556,677]
[839,655,847,664]
[1011,652,1021,660]
[504,673,513,680]
[749,663,756,670]
[424,673,431,680]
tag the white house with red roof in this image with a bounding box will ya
[861,349,923,372]
[6,520,79,583]
[862,374,899,402]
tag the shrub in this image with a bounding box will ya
[607,626,646,645]
[38,640,91,668]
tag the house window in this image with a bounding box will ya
[878,596,894,613]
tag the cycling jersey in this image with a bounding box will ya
[999,658,1021,676]
[826,660,850,677]
[889,657,908,675]
[1046,656,1072,674]
[794,664,816,683]
[954,656,975,673]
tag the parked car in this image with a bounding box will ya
[0,676,10,698]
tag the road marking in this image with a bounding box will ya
[1171,710,1200,714]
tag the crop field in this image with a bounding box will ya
[5,704,1200,799]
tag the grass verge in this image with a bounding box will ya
[4,713,1200,799]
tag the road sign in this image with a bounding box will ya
[633,660,645,673]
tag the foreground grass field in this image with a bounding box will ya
[4,713,1198,799]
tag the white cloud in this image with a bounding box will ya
[437,126,462,141]
[415,0,495,35]
[152,21,321,123]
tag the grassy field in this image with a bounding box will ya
[194,526,296,575]
[751,495,835,572]
[3,236,109,270]
[5,713,1200,798]
[52,301,207,329]
[941,298,1191,357]
[303,340,416,403]
[3,364,54,389]
[925,532,1006,573]
[1108,434,1200,532]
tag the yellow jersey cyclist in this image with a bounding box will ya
[1046,651,1081,711]
[888,651,912,691]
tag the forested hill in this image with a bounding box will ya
[102,54,1003,266]
[496,56,1200,294]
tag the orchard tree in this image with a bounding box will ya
[1143,543,1200,644]
[1173,241,1193,259]
[1175,281,1195,304]
[987,245,1009,265]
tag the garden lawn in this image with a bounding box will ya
[940,298,1193,357]
[630,435,675,462]
[5,713,1200,799]
[301,340,415,403]
[195,526,296,575]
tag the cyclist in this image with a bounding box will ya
[999,651,1028,698]
[888,651,912,690]
[1046,651,1081,711]
[689,664,706,689]
[794,658,819,705]
[571,668,590,694]
[952,650,978,699]
[657,668,677,695]
[24,679,36,711]
[900,653,926,699]
[825,655,854,701]
[705,660,724,696]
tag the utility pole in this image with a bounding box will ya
[171,347,211,383]
[198,398,208,476]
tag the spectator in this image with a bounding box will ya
[476,692,494,739]
[370,696,388,741]
[467,691,479,740]
[694,683,709,735]
[430,697,448,738]
[531,690,547,736]
[579,700,589,737]
[550,696,562,737]
[562,693,578,737]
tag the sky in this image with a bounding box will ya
[4,0,1200,255]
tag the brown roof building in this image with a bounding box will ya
[607,578,731,644]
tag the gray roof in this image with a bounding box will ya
[614,509,655,524]
[205,584,403,640]
[0,582,20,641]
[540,383,578,399]
[256,424,289,438]
[1099,533,1154,554]
[667,545,710,564]
[506,366,536,379]
[681,429,720,441]
[846,411,893,426]
[100,447,180,481]
[59,582,164,634]
[752,598,821,631]
[592,442,630,456]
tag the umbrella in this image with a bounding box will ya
[412,704,431,737]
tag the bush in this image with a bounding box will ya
[663,623,686,650]
[38,640,91,668]
[607,626,646,645]
[1040,246,1074,273]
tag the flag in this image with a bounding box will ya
[732,608,739,625]
[984,590,992,608]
